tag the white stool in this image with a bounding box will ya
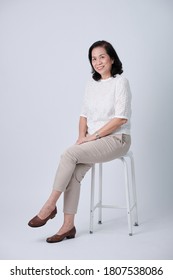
[90,151,138,236]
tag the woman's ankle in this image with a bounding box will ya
[57,223,74,235]
[38,203,56,219]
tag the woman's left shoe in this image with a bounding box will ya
[46,226,76,243]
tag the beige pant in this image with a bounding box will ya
[53,134,131,214]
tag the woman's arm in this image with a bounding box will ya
[94,117,127,138]
[76,116,88,144]
[77,117,127,144]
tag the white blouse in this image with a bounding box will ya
[80,74,131,135]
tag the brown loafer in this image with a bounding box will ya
[28,207,57,227]
[46,226,76,243]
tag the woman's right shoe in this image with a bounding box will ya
[28,206,57,228]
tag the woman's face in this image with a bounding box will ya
[91,46,114,79]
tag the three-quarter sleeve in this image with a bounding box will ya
[114,77,131,120]
[80,84,88,118]
[80,94,88,118]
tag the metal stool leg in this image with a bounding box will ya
[90,165,95,234]
[98,163,102,224]
[121,157,133,236]
[129,153,139,226]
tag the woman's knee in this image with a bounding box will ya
[61,145,80,164]
[61,145,78,163]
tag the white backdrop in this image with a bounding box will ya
[0,0,173,259]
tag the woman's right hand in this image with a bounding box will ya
[76,137,86,145]
[76,134,96,145]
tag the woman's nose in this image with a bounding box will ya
[96,59,102,65]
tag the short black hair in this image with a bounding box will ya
[88,40,123,81]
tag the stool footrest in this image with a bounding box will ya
[92,204,126,210]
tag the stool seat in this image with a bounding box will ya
[90,151,138,236]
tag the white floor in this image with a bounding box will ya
[1,205,173,260]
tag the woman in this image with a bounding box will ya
[28,40,132,243]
